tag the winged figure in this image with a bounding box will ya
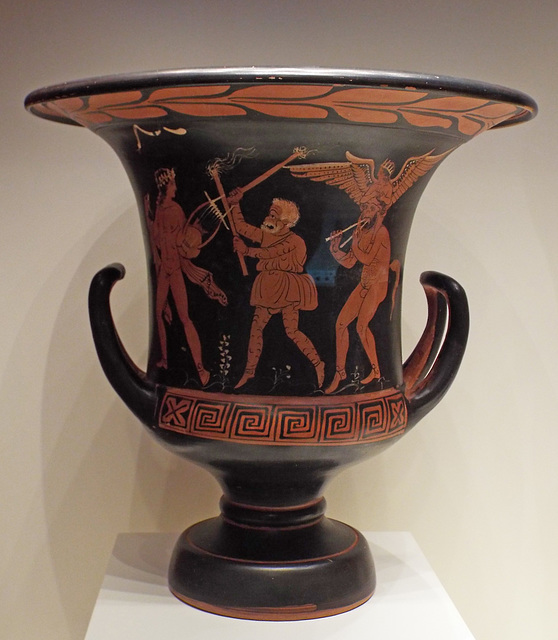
[287,148,453,394]
[287,148,453,211]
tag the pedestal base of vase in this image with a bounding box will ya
[168,503,375,620]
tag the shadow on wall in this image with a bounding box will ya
[38,209,221,638]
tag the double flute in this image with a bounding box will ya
[325,218,371,248]
[324,221,360,243]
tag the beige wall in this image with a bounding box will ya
[2,1,556,638]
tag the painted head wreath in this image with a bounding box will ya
[155,167,176,189]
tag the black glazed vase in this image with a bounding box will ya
[26,68,536,620]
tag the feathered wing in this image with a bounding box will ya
[390,148,454,203]
[287,151,376,204]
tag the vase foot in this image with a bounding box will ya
[168,514,375,620]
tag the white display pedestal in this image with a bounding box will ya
[84,531,475,639]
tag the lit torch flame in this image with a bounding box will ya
[206,147,257,178]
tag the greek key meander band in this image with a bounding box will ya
[157,389,408,445]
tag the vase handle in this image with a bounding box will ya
[403,271,469,425]
[88,263,157,426]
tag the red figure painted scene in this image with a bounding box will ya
[140,146,452,400]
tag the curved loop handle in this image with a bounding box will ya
[88,264,157,426]
[403,271,469,425]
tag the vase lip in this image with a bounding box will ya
[25,66,537,128]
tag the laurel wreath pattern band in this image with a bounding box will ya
[30,84,529,136]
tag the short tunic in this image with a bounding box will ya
[249,232,318,311]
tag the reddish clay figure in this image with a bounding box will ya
[229,189,325,389]
[145,168,226,382]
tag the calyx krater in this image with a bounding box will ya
[26,68,536,620]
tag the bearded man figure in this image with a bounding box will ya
[228,189,324,390]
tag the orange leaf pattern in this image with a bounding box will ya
[401,111,454,130]
[322,88,429,105]
[88,91,143,109]
[231,85,332,100]
[36,84,530,137]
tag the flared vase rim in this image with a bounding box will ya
[25,66,537,129]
